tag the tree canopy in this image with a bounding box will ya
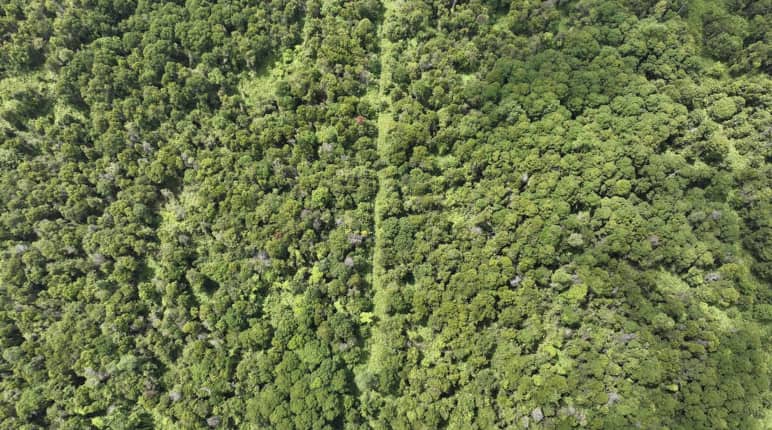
[0,0,769,428]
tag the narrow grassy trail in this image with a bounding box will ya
[355,0,397,410]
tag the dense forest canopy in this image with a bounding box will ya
[0,0,770,428]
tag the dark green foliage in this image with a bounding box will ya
[362,0,771,428]
[0,0,769,429]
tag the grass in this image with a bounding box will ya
[356,0,399,396]
[238,48,302,106]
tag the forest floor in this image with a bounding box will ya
[356,0,397,400]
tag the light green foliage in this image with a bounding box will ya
[0,0,769,429]
[711,96,738,120]
[361,0,771,428]
[564,283,589,304]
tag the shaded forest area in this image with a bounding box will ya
[0,0,770,429]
